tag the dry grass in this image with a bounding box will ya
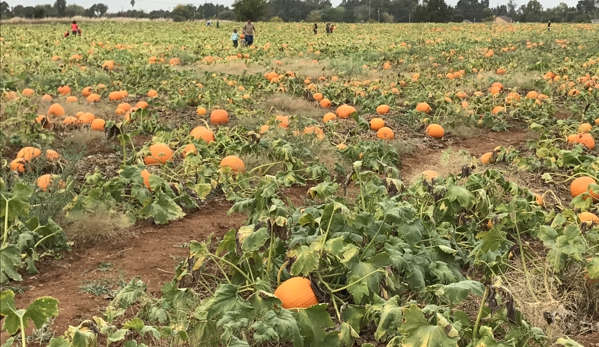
[184,62,268,76]
[278,58,330,79]
[262,94,321,118]
[403,147,472,182]
[499,255,598,341]
[61,204,133,243]
[0,16,169,25]
[65,129,105,148]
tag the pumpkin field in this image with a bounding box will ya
[1,21,599,347]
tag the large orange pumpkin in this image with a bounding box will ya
[572,133,595,149]
[17,147,41,161]
[274,277,318,309]
[210,109,229,125]
[91,118,106,131]
[377,127,394,140]
[191,126,215,143]
[570,177,599,200]
[416,103,431,113]
[376,105,390,114]
[47,104,65,117]
[220,155,245,172]
[336,104,356,119]
[421,170,439,180]
[149,143,173,164]
[579,212,599,224]
[426,124,445,139]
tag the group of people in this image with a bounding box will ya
[63,21,81,38]
[313,22,336,35]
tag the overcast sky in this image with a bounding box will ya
[6,0,580,13]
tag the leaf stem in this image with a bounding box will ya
[2,195,11,248]
[360,216,386,260]
[319,207,336,258]
[208,253,252,284]
[472,286,489,343]
[331,269,383,294]
[512,213,538,302]
[277,260,289,287]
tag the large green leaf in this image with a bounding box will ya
[346,253,390,303]
[445,185,474,209]
[0,182,33,220]
[374,296,403,341]
[433,280,485,305]
[0,244,23,284]
[140,194,185,224]
[198,284,252,319]
[252,308,303,347]
[112,277,146,308]
[290,245,319,276]
[399,305,459,347]
[294,304,335,347]
[0,290,59,335]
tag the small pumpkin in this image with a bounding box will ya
[22,88,35,97]
[109,91,124,101]
[274,277,318,309]
[46,150,60,161]
[58,85,71,95]
[578,123,592,133]
[66,96,78,103]
[336,104,356,119]
[86,93,101,103]
[480,152,494,165]
[421,170,439,181]
[303,126,325,141]
[118,103,132,111]
[141,169,152,190]
[275,115,289,128]
[426,124,444,139]
[78,113,95,124]
[149,143,173,164]
[196,107,207,115]
[47,104,65,117]
[319,98,331,108]
[136,101,149,109]
[416,103,431,113]
[220,155,245,172]
[10,158,26,173]
[147,89,158,98]
[313,93,324,101]
[210,109,229,125]
[190,126,215,143]
[571,133,595,150]
[91,118,106,131]
[182,144,197,158]
[323,112,336,123]
[41,94,53,101]
[578,212,599,224]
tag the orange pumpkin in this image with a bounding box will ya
[336,105,356,119]
[66,96,78,103]
[210,109,229,125]
[416,103,431,113]
[480,152,494,165]
[376,127,394,140]
[118,103,132,111]
[82,86,92,97]
[141,169,152,190]
[17,147,41,161]
[62,116,77,125]
[376,105,390,114]
[303,126,325,141]
[149,143,173,164]
[313,93,324,101]
[319,98,331,108]
[147,89,158,98]
[45,150,60,161]
[182,144,197,158]
[109,91,124,101]
[91,118,106,131]
[190,126,215,143]
[571,133,595,150]
[579,212,599,224]
[578,123,592,133]
[570,177,599,200]
[58,85,71,95]
[78,113,95,124]
[323,112,336,123]
[196,107,207,115]
[136,101,149,109]
[274,277,318,309]
[426,124,444,139]
[10,158,26,173]
[86,93,101,103]
[370,118,385,131]
[41,94,53,101]
[220,155,245,172]
[22,88,35,97]
[421,170,439,180]
[47,104,65,117]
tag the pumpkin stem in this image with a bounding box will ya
[330,269,384,294]
[277,260,289,287]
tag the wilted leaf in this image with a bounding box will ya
[399,305,459,347]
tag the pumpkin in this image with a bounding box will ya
[313,93,324,101]
[210,109,229,125]
[323,112,336,123]
[17,147,41,161]
[91,118,106,131]
[578,212,599,223]
[275,115,289,128]
[274,277,318,309]
[22,88,35,97]
[47,104,65,117]
[319,98,331,108]
[535,194,544,206]
[370,118,385,131]
[87,93,101,103]
[78,113,95,124]
[182,144,197,158]
[109,91,124,101]
[336,105,356,119]
[570,176,599,200]
[572,133,595,149]
[190,127,215,143]
[480,152,494,165]
[62,116,77,125]
[491,106,505,115]
[578,123,592,133]
[259,125,269,134]
[118,103,132,111]
[136,101,149,109]
[102,60,115,70]
[196,107,207,115]
[491,82,504,90]
[426,124,444,139]
[376,127,394,140]
[421,170,439,180]
[336,143,348,150]
[147,89,158,98]
[220,155,245,172]
[58,85,71,95]
[149,143,173,164]
[46,150,60,161]
[10,159,26,173]
[66,96,78,103]
[416,103,431,113]
[120,90,129,98]
[144,156,158,165]
[37,174,52,191]
[141,169,152,190]
[376,105,390,114]
[526,91,538,99]
[41,94,53,101]
[303,126,325,141]
[82,86,92,97]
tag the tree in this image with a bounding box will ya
[507,0,518,18]
[131,0,135,8]
[451,13,464,22]
[65,4,86,17]
[53,0,66,16]
[0,1,11,18]
[33,5,46,18]
[306,10,323,22]
[218,10,235,20]
[233,0,267,21]
[13,5,35,18]
[413,0,452,22]
[172,4,191,21]
[380,11,393,22]
[521,0,543,22]
[87,3,108,17]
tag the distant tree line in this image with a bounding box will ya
[0,0,597,23]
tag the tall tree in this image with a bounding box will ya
[53,0,66,16]
[413,0,452,22]
[0,1,11,18]
[233,0,267,21]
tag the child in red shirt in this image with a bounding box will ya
[66,21,82,37]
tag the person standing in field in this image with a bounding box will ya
[242,20,256,46]
[64,21,81,37]
[313,23,318,34]
[231,29,239,48]
[326,22,330,34]
[547,21,551,32]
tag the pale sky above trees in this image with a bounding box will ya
[5,0,583,14]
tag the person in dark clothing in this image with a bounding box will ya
[547,21,551,32]
[313,23,318,34]
[325,22,330,34]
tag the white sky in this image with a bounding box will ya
[5,0,581,13]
